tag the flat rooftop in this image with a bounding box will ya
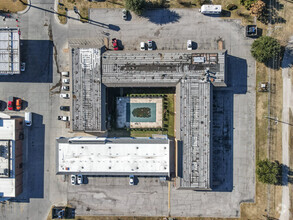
[71,48,105,132]
[70,49,227,189]
[0,28,20,75]
[56,137,170,176]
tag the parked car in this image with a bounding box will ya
[71,175,76,185]
[112,38,119,50]
[147,40,153,50]
[140,42,145,51]
[62,86,69,91]
[20,62,26,72]
[60,106,70,111]
[62,79,70,84]
[129,175,135,185]
[60,94,70,99]
[58,116,70,121]
[61,71,69,77]
[77,174,83,184]
[187,40,192,50]
[8,96,14,110]
[122,9,128,20]
[15,98,22,110]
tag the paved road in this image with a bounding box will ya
[280,36,293,220]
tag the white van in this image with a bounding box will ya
[61,71,69,77]
[25,112,32,126]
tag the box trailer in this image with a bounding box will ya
[199,5,222,14]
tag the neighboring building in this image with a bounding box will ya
[0,113,23,198]
[0,28,20,75]
[56,136,170,176]
[68,48,227,190]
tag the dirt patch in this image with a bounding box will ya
[0,0,28,13]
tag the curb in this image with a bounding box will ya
[17,0,31,15]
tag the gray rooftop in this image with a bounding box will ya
[0,28,20,75]
[71,48,105,132]
[71,49,227,189]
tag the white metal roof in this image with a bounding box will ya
[57,138,170,175]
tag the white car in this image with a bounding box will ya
[57,116,70,121]
[140,42,145,51]
[62,78,70,84]
[62,86,69,91]
[71,175,76,185]
[147,40,153,50]
[129,175,134,185]
[187,40,192,50]
[61,71,69,77]
[77,174,83,184]
[20,62,26,71]
[60,93,70,99]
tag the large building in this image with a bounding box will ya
[63,48,227,190]
[56,136,170,176]
[0,113,23,198]
[0,28,20,75]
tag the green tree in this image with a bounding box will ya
[251,36,281,63]
[125,0,146,15]
[256,159,282,185]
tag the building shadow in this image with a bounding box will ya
[211,55,247,191]
[0,40,53,83]
[10,113,45,202]
[141,9,180,25]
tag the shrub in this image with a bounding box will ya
[240,0,257,9]
[256,159,282,184]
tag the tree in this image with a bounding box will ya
[256,159,282,185]
[251,36,281,63]
[125,0,146,15]
[250,0,266,18]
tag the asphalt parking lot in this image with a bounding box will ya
[62,8,255,218]
[0,6,255,220]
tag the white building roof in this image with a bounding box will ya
[0,178,15,197]
[57,137,170,176]
[0,118,15,140]
[0,28,20,75]
[0,114,17,197]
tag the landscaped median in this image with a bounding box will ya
[0,0,28,13]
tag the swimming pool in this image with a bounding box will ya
[126,103,156,122]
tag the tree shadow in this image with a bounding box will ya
[141,9,180,25]
[259,0,286,25]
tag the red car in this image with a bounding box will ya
[112,38,119,50]
[8,96,14,110]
